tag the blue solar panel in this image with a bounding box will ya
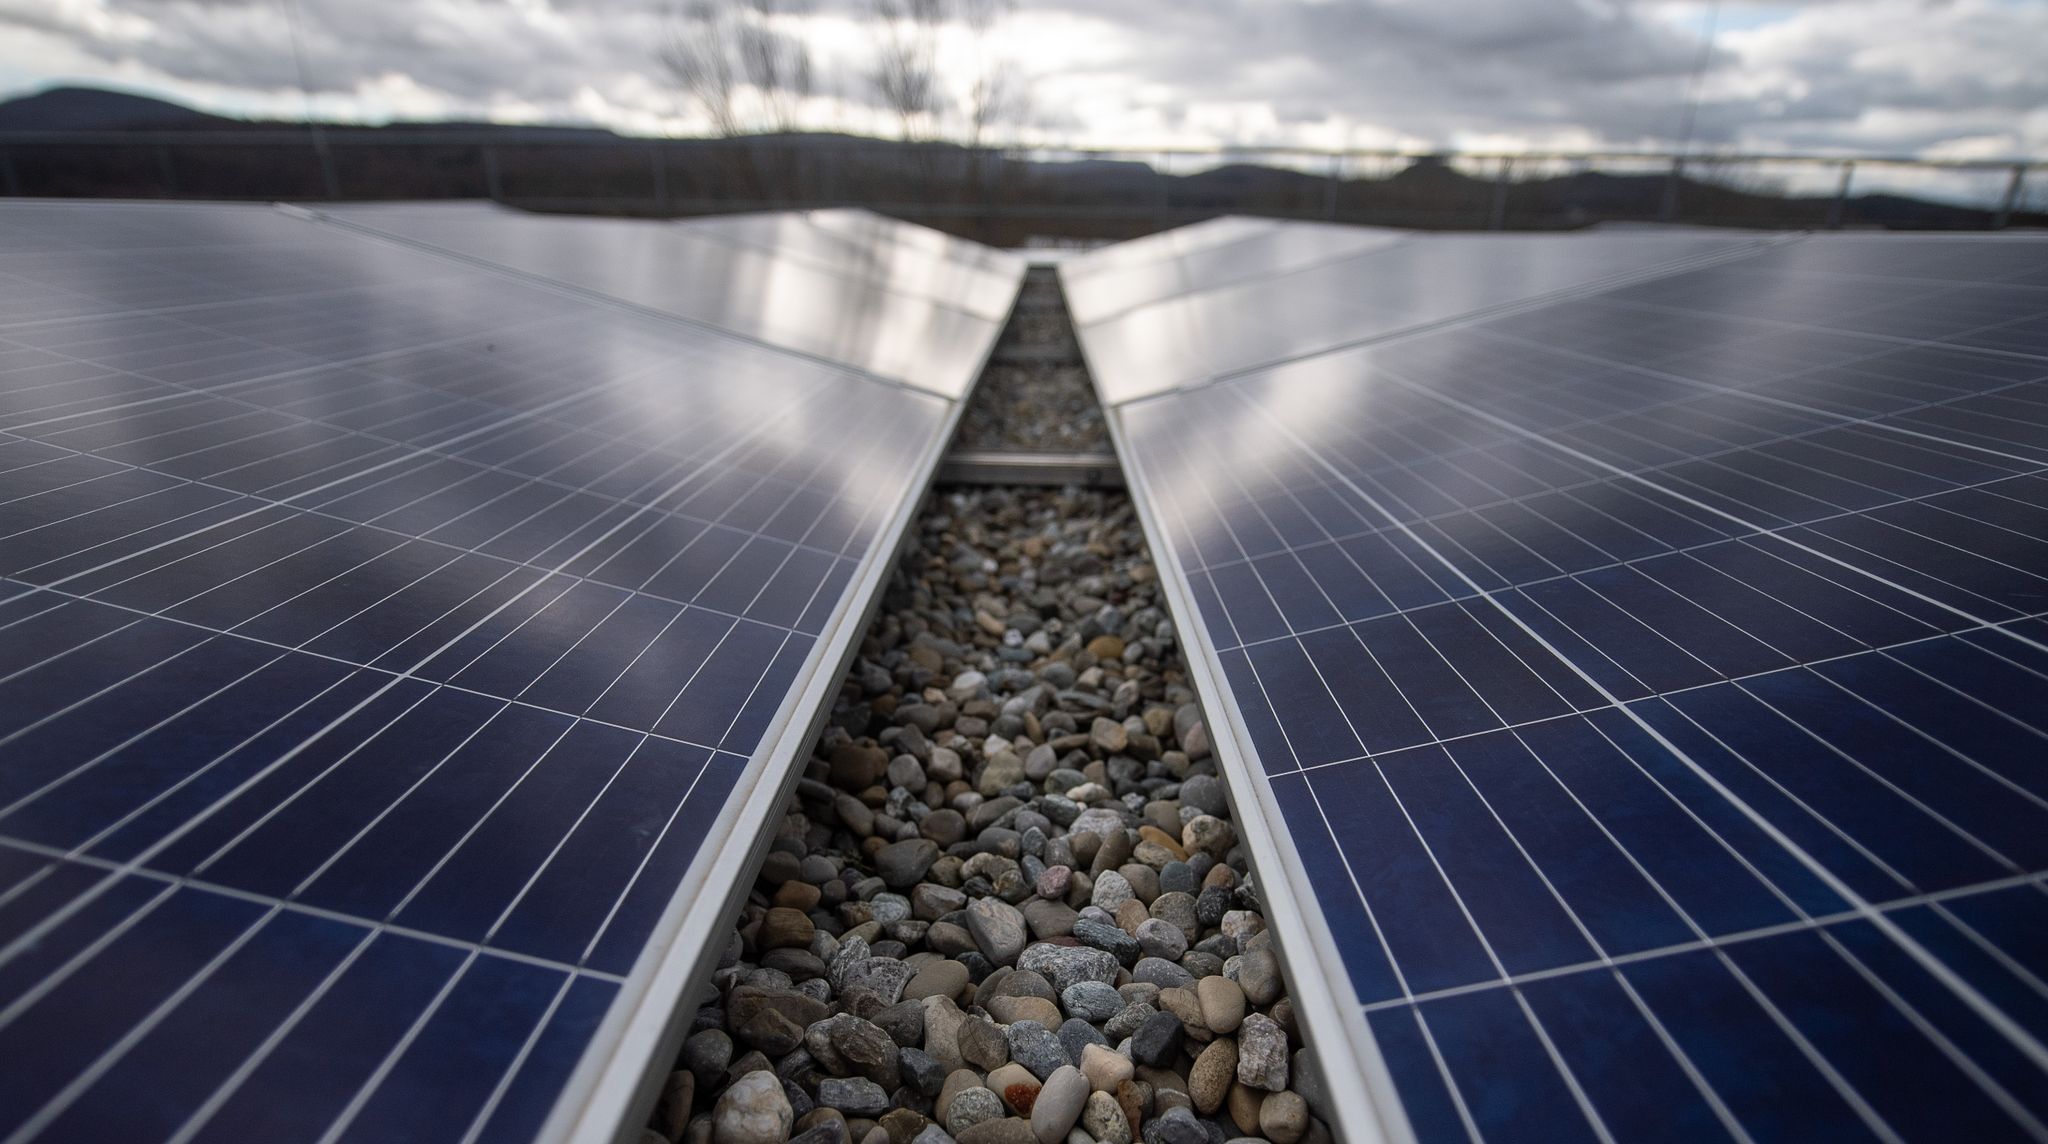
[0,201,1015,1143]
[1071,225,2048,1143]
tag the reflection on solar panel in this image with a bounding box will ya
[1067,222,2048,1144]
[322,203,1018,398]
[0,201,1020,1143]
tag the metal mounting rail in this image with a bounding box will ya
[936,449,1124,487]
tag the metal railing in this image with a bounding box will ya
[2,128,2039,238]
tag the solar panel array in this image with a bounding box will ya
[0,201,1020,1143]
[1065,222,2048,1144]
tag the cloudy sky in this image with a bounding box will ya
[3,0,2043,163]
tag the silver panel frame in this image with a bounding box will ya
[1091,381,1415,1144]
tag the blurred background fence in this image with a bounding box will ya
[3,129,2039,243]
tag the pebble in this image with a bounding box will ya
[1006,1020,1072,1079]
[713,1071,793,1144]
[676,486,1315,1144]
[1130,1011,1184,1068]
[1188,1038,1238,1114]
[948,1088,1005,1137]
[959,1015,1010,1071]
[1090,871,1134,912]
[1133,919,1186,961]
[1071,919,1140,964]
[1237,1014,1289,1092]
[1060,981,1125,1022]
[1196,976,1245,1035]
[905,959,970,1002]
[1259,1091,1309,1144]
[1237,947,1284,1007]
[1080,1091,1131,1144]
[1132,958,1194,990]
[1030,1066,1089,1144]
[1079,1042,1134,1094]
[957,1120,1037,1144]
[1018,944,1119,993]
[1057,1016,1108,1063]
[967,899,1028,967]
[1140,1106,1204,1144]
[988,1062,1042,1115]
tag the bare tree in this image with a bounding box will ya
[865,0,1025,145]
[662,0,816,137]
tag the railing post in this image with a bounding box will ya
[1993,164,2025,230]
[1489,156,1514,230]
[481,144,502,202]
[0,148,19,197]
[1659,155,1684,222]
[1827,160,1854,230]
[650,142,668,214]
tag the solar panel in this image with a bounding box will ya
[0,201,1018,1143]
[1067,222,2048,1143]
[1080,229,1774,405]
[320,203,1019,398]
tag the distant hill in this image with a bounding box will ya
[0,86,229,131]
[0,84,2033,240]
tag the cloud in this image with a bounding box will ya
[0,0,2041,158]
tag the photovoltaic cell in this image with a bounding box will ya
[1069,222,2048,1143]
[0,201,1019,1143]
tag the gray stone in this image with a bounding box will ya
[1017,944,1119,994]
[1176,775,1226,817]
[1238,946,1283,1007]
[1236,1013,1288,1092]
[875,1000,927,1048]
[1055,1017,1109,1064]
[1029,1066,1089,1144]
[911,1128,955,1144]
[1157,861,1197,896]
[878,839,942,888]
[684,1028,735,1090]
[1060,981,1125,1023]
[1133,919,1186,962]
[1140,1107,1205,1144]
[1103,1002,1156,1042]
[1132,958,1194,990]
[713,1071,793,1144]
[840,958,914,1006]
[1080,1091,1131,1144]
[1071,920,1140,965]
[1131,1011,1184,1068]
[1004,1020,1070,1080]
[967,898,1029,967]
[819,1076,891,1118]
[947,1088,1005,1137]
[900,1047,948,1096]
[1090,871,1134,912]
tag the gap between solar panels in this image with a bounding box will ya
[1064,217,2048,1144]
[620,250,1344,1144]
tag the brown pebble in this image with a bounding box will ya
[1227,1081,1263,1135]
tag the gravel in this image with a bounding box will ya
[950,269,1110,454]
[651,277,1327,1144]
